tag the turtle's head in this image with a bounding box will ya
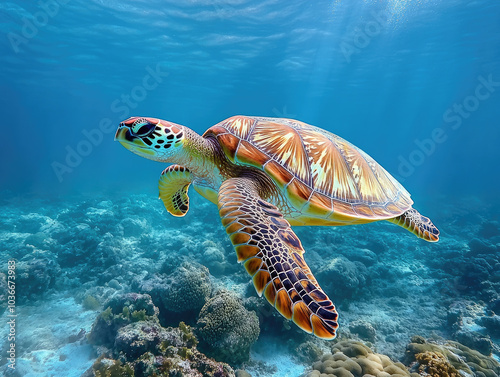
[115,117,186,162]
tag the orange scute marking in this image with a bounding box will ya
[309,289,329,302]
[311,313,337,339]
[289,290,300,302]
[354,204,375,218]
[226,222,244,234]
[201,125,227,138]
[235,245,260,262]
[278,229,303,250]
[217,133,240,161]
[328,201,359,221]
[221,216,236,227]
[300,280,315,293]
[371,205,391,217]
[273,278,283,291]
[292,301,313,333]
[264,282,277,305]
[306,191,333,217]
[264,160,294,189]
[251,121,311,185]
[292,253,308,269]
[236,140,269,167]
[385,202,404,215]
[228,210,246,218]
[244,258,262,276]
[275,289,293,319]
[286,179,312,210]
[221,116,255,139]
[230,232,251,245]
[219,205,237,218]
[252,270,271,295]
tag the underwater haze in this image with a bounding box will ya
[1,1,500,377]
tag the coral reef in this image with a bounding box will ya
[479,315,500,337]
[305,340,415,377]
[16,251,61,303]
[160,263,212,314]
[136,262,213,326]
[414,351,460,377]
[316,257,369,302]
[446,301,496,356]
[201,239,235,277]
[197,290,260,365]
[348,321,377,343]
[83,295,101,311]
[404,336,500,377]
[2,193,500,376]
[85,292,235,376]
[86,309,234,377]
[88,293,159,347]
[114,320,171,359]
[294,341,325,365]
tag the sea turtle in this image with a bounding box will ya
[115,115,439,339]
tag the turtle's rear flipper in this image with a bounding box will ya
[158,165,193,217]
[388,208,440,242]
[218,177,339,339]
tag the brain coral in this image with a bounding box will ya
[305,340,417,377]
[197,290,260,365]
[160,262,212,314]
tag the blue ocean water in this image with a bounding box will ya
[1,1,500,376]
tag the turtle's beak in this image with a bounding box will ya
[114,125,155,156]
[114,125,127,141]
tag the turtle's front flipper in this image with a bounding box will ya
[158,165,193,217]
[218,177,339,339]
[388,208,440,242]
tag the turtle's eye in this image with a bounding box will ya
[131,118,155,137]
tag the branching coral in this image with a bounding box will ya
[415,351,459,377]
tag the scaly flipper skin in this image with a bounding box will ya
[158,165,193,217]
[388,208,440,242]
[218,177,339,339]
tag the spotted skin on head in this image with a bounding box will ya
[115,117,185,161]
[158,165,193,217]
[218,177,339,339]
[388,208,440,242]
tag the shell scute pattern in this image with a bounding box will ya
[206,116,412,220]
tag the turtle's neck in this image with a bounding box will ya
[176,127,220,179]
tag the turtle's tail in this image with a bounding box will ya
[388,208,440,242]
